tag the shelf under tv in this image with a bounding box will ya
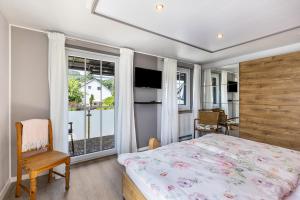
[228,100,239,102]
[134,101,162,104]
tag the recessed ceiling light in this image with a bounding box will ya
[155,4,164,12]
[217,33,224,39]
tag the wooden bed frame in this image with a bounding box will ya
[122,134,300,199]
[122,137,159,200]
[122,172,147,200]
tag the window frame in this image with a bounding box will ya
[66,48,119,164]
[177,67,191,111]
[211,72,221,108]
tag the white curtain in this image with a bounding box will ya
[221,70,228,114]
[203,69,213,109]
[161,58,178,146]
[192,64,202,119]
[116,48,137,154]
[48,32,68,174]
[192,64,202,138]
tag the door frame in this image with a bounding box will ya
[66,48,119,164]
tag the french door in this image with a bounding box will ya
[66,48,118,163]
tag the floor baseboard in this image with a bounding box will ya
[0,179,11,200]
[138,146,149,152]
[179,134,192,141]
[10,171,48,183]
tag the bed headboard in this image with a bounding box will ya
[239,51,300,151]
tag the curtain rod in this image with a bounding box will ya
[11,24,196,65]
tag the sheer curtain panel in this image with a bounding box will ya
[116,48,137,154]
[161,58,178,145]
[48,32,68,173]
[203,69,213,109]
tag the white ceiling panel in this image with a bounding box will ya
[95,0,300,52]
[0,0,299,63]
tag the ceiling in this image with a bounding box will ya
[0,0,300,64]
[94,0,300,53]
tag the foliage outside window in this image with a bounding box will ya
[68,78,84,111]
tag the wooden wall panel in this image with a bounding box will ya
[240,51,300,151]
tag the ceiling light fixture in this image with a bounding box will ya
[155,3,164,12]
[217,33,224,39]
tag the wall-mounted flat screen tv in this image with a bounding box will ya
[135,67,162,89]
[228,81,238,92]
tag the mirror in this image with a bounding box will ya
[201,64,239,136]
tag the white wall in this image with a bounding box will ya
[0,11,9,197]
[11,26,49,177]
[134,53,159,148]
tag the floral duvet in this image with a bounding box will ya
[118,134,300,200]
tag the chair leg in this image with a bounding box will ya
[193,128,196,139]
[65,158,70,190]
[48,169,53,183]
[15,163,22,197]
[71,134,75,155]
[29,174,37,200]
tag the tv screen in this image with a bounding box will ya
[135,67,162,89]
[228,81,238,92]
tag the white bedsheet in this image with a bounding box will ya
[286,182,300,200]
[119,134,300,200]
[127,167,300,200]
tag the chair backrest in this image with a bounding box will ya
[211,108,227,123]
[212,108,222,112]
[218,111,227,123]
[16,119,53,161]
[198,111,220,125]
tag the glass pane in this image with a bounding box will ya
[212,77,216,86]
[101,61,115,150]
[85,59,101,154]
[177,73,186,105]
[68,53,117,157]
[68,56,86,157]
[213,86,217,104]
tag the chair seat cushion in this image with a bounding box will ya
[196,124,218,130]
[23,150,69,171]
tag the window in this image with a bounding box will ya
[211,73,220,108]
[177,67,191,110]
[67,48,118,161]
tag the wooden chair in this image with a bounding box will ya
[214,110,229,135]
[194,111,220,138]
[15,119,70,200]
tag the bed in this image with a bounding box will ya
[118,134,300,200]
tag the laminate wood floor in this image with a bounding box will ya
[4,155,123,200]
